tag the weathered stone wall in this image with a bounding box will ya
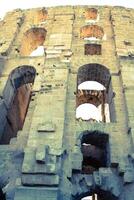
[0,5,134,200]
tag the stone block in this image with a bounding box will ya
[14,186,58,200]
[22,174,59,186]
[38,121,56,132]
[36,146,46,163]
[72,147,83,171]
[124,168,134,183]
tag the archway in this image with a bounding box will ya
[74,190,118,200]
[71,131,118,200]
[76,63,113,122]
[0,65,36,144]
[20,27,47,56]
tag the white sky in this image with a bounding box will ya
[0,0,134,19]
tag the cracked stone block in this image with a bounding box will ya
[84,175,94,187]
[14,186,58,200]
[38,121,56,132]
[46,163,57,174]
[22,174,60,186]
[36,146,46,163]
[98,168,121,197]
[93,171,101,186]
[15,178,21,186]
[48,155,57,164]
[22,148,36,173]
[72,146,83,171]
[49,147,64,156]
[72,159,82,171]
[118,160,128,175]
[124,169,134,183]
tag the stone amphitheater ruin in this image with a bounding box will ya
[0,5,134,200]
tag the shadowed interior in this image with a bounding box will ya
[0,65,36,144]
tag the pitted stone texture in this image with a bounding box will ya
[0,10,24,55]
[71,168,122,199]
[0,5,134,200]
[22,174,60,186]
[22,147,60,175]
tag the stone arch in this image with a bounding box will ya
[80,25,104,39]
[20,27,47,56]
[72,189,118,200]
[76,64,113,122]
[9,65,36,88]
[0,65,36,144]
[84,8,98,20]
[71,131,120,200]
[77,64,111,90]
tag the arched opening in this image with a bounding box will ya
[76,63,114,122]
[75,190,117,200]
[20,27,47,56]
[80,25,104,40]
[34,8,48,24]
[80,131,109,174]
[84,8,98,21]
[0,65,36,144]
[0,188,6,200]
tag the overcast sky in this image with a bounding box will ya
[0,0,134,19]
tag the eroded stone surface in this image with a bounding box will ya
[0,5,134,200]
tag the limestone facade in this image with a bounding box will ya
[0,5,134,200]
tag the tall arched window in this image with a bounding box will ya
[0,65,36,144]
[76,63,114,122]
[20,27,47,56]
